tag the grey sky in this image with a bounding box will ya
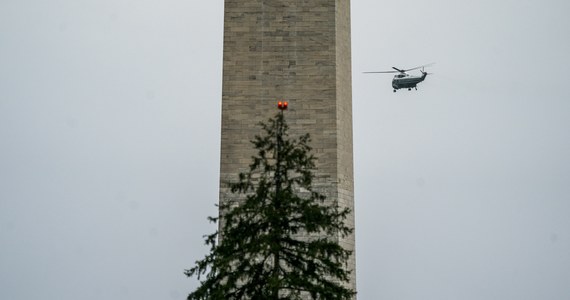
[1,0,569,299]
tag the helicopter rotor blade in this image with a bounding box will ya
[364,63,434,74]
[404,63,435,72]
[363,70,398,74]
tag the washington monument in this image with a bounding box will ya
[219,0,356,293]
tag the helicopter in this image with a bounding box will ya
[364,63,433,92]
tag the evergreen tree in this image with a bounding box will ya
[186,112,355,299]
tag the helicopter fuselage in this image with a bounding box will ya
[392,72,427,91]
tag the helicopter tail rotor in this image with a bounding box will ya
[420,67,434,75]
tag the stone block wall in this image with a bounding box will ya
[220,0,355,295]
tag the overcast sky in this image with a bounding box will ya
[1,0,569,299]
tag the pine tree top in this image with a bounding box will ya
[186,113,355,300]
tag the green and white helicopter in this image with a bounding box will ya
[364,63,434,92]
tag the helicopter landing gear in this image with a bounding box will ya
[393,89,396,93]
[415,87,417,90]
[408,88,411,91]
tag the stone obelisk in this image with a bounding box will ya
[219,0,355,293]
